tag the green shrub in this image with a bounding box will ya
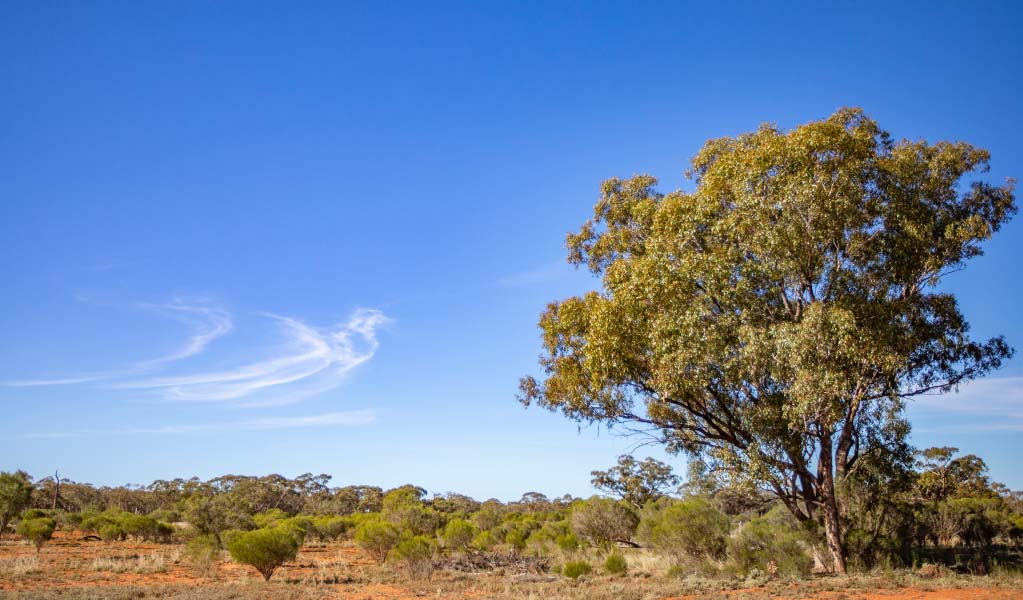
[725,509,812,578]
[604,552,627,575]
[443,518,477,551]
[21,509,48,520]
[226,527,300,582]
[313,515,350,541]
[253,509,288,528]
[505,528,527,552]
[637,497,729,562]
[471,530,497,551]
[562,560,592,579]
[121,515,162,541]
[99,523,126,542]
[185,534,221,575]
[555,532,579,553]
[571,497,638,549]
[354,520,400,564]
[277,516,314,545]
[17,517,56,552]
[219,528,245,548]
[148,508,181,523]
[389,535,434,579]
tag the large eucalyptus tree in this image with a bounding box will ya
[519,109,1015,573]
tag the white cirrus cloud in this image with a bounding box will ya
[4,302,388,405]
[114,308,388,402]
[5,298,233,387]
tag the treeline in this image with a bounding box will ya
[1,446,1021,580]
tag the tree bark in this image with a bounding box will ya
[818,435,847,574]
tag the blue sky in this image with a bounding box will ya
[2,1,1021,499]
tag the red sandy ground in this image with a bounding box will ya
[1,532,1020,600]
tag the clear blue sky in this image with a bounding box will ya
[2,1,1021,499]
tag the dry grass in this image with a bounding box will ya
[0,555,41,577]
[90,552,174,574]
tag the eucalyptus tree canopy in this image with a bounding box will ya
[519,108,1015,573]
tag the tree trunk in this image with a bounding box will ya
[818,435,847,574]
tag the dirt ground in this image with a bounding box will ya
[1,532,1020,600]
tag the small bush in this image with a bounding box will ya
[471,530,497,551]
[99,523,126,542]
[354,520,400,564]
[556,532,579,553]
[16,518,56,552]
[724,507,812,578]
[226,527,300,582]
[604,552,627,575]
[390,535,434,579]
[637,496,729,562]
[185,534,221,575]
[442,518,477,551]
[571,497,639,550]
[562,560,592,579]
[21,509,48,520]
[313,515,350,541]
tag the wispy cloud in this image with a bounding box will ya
[909,376,1023,433]
[114,309,387,402]
[497,261,571,288]
[4,302,388,404]
[13,410,376,439]
[5,299,233,387]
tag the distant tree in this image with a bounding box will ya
[591,455,680,509]
[0,471,33,538]
[519,108,1016,572]
[226,527,300,582]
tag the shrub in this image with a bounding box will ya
[21,509,48,520]
[226,527,300,582]
[121,515,161,541]
[556,532,579,553]
[562,560,592,579]
[442,518,477,551]
[604,552,627,575]
[313,515,350,541]
[725,509,812,578]
[354,520,400,564]
[471,530,497,551]
[571,497,638,549]
[637,497,729,562]
[17,518,56,552]
[505,528,527,552]
[185,533,221,575]
[277,516,314,545]
[389,535,434,578]
[99,523,126,542]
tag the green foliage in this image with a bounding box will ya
[226,527,300,582]
[389,535,434,579]
[505,528,527,552]
[185,534,221,574]
[354,519,400,564]
[570,497,638,549]
[555,532,579,553]
[725,508,812,578]
[591,455,680,509]
[99,523,126,542]
[381,486,439,536]
[562,560,592,579]
[604,551,627,575]
[442,518,477,551]
[21,509,48,520]
[471,530,497,551]
[518,108,1017,574]
[0,471,33,537]
[637,497,729,562]
[16,517,55,552]
[312,515,350,541]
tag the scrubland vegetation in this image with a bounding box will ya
[1,444,1021,598]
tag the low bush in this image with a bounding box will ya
[354,520,400,564]
[604,551,627,575]
[443,518,477,551]
[562,560,592,579]
[185,534,221,575]
[226,527,300,582]
[390,535,434,579]
[16,517,56,552]
[725,507,812,578]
